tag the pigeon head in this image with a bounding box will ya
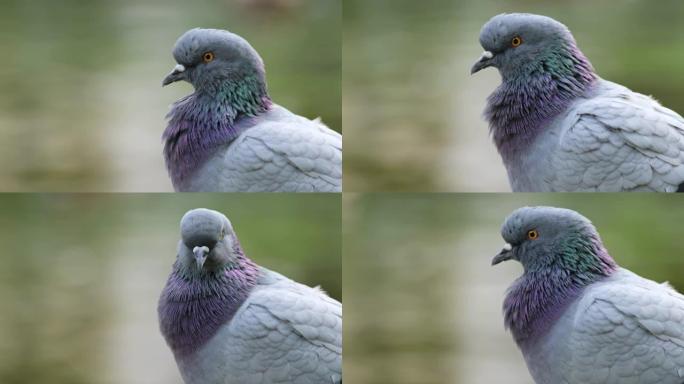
[160,208,259,357]
[493,206,617,276]
[494,206,618,343]
[161,29,274,189]
[179,208,239,273]
[472,14,597,161]
[163,28,269,99]
[471,13,587,79]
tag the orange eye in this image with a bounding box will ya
[527,229,539,240]
[511,36,522,47]
[203,52,215,63]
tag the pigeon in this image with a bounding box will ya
[158,208,342,384]
[471,13,684,192]
[162,28,342,192]
[492,206,684,384]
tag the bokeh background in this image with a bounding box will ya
[0,0,341,191]
[344,193,684,384]
[343,0,684,192]
[0,193,341,384]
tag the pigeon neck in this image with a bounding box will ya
[486,44,597,163]
[504,237,616,347]
[212,73,272,118]
[158,243,259,357]
[162,87,272,189]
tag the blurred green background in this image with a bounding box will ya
[0,0,341,192]
[344,193,684,384]
[0,193,341,384]
[343,0,684,192]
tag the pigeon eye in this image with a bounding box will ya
[527,229,539,240]
[203,52,215,63]
[511,36,522,47]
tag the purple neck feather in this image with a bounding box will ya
[162,89,272,188]
[503,237,617,347]
[158,236,259,357]
[485,44,597,162]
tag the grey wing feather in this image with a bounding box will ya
[240,119,342,190]
[566,271,684,384]
[186,106,342,192]
[554,81,684,191]
[227,271,342,384]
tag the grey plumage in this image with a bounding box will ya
[158,209,342,384]
[493,206,684,383]
[472,14,684,192]
[162,29,342,192]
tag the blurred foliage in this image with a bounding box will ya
[343,0,684,192]
[0,0,340,191]
[0,193,340,384]
[344,193,684,384]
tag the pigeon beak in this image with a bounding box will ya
[491,243,513,265]
[471,51,494,74]
[193,246,209,270]
[162,64,186,86]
